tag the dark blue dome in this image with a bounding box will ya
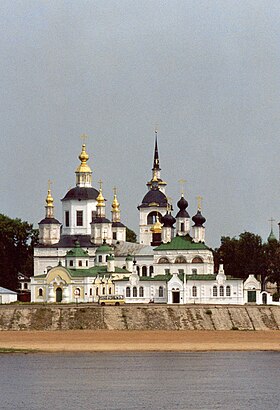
[192,210,206,226]
[138,188,167,209]
[161,212,176,227]
[62,186,99,201]
[175,195,189,218]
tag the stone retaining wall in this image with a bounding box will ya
[0,305,280,331]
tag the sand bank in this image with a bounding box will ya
[0,330,280,352]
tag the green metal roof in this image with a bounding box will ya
[66,266,129,277]
[66,240,89,258]
[66,248,89,257]
[155,235,209,251]
[96,243,113,253]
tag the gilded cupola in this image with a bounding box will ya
[111,187,121,223]
[96,180,105,208]
[76,144,91,173]
[45,181,54,218]
[150,215,163,233]
[75,138,93,188]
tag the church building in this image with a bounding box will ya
[31,134,269,305]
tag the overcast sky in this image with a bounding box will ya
[1,0,280,247]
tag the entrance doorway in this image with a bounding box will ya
[262,293,267,305]
[56,287,63,302]
[172,291,180,303]
[247,290,256,303]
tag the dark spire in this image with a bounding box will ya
[152,130,161,171]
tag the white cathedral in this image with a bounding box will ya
[31,135,270,305]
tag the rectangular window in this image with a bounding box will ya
[65,211,70,227]
[113,232,117,240]
[192,269,197,275]
[69,260,73,267]
[76,210,83,226]
[181,222,184,231]
[165,269,170,274]
[178,269,184,274]
[92,210,97,221]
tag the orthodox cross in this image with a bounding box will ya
[113,186,117,196]
[81,134,88,144]
[178,179,186,196]
[48,179,52,190]
[196,196,203,211]
[98,179,103,191]
[167,196,173,212]
[269,217,275,231]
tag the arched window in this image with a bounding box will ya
[226,286,231,297]
[192,286,197,297]
[133,287,137,297]
[139,287,144,297]
[96,288,99,296]
[147,211,161,225]
[192,257,203,264]
[175,256,187,264]
[158,257,170,264]
[89,288,92,296]
[136,266,140,275]
[159,286,164,297]
[219,286,224,297]
[103,287,106,295]
[149,266,154,276]
[75,288,80,296]
[213,286,217,297]
[142,266,147,277]
[109,287,112,295]
[126,287,131,297]
[78,260,82,267]
[98,255,102,263]
[38,288,43,297]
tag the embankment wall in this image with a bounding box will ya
[0,305,280,331]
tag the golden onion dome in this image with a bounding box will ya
[46,189,54,207]
[150,215,162,233]
[96,189,105,207]
[76,144,92,173]
[111,189,120,211]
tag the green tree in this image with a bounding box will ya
[217,232,265,280]
[126,227,137,243]
[263,238,280,293]
[0,214,38,290]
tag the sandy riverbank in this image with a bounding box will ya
[0,330,280,352]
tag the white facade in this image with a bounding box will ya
[62,199,97,236]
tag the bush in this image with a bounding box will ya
[272,292,280,302]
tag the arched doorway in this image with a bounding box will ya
[56,287,63,302]
[262,293,267,305]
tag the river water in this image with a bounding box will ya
[0,352,279,409]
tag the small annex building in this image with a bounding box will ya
[0,286,17,304]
